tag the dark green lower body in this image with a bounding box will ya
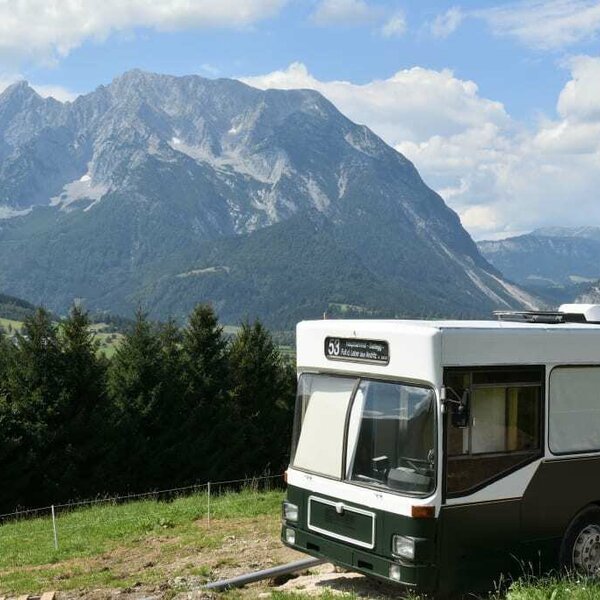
[281,525,436,590]
[283,484,568,597]
[283,485,438,592]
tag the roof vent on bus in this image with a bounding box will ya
[559,304,600,323]
[494,304,600,324]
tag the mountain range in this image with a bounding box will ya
[478,227,600,306]
[0,70,535,327]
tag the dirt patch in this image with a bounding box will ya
[3,516,402,600]
[23,516,303,600]
[274,563,408,598]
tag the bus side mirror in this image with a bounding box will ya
[451,390,470,428]
[441,387,470,428]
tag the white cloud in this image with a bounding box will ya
[381,11,407,37]
[242,62,509,142]
[476,0,600,50]
[429,7,464,38]
[398,57,600,239]
[311,0,379,26]
[241,59,600,240]
[460,205,503,232]
[557,54,600,120]
[0,0,286,64]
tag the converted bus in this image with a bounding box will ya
[281,305,600,596]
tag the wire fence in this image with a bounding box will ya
[0,473,285,559]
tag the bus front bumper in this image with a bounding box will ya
[281,525,437,592]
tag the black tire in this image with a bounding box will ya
[560,505,600,575]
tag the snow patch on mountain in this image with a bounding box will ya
[0,205,32,220]
[50,172,109,212]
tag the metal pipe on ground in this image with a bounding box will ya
[203,557,326,591]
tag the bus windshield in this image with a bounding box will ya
[291,374,436,496]
[347,379,435,495]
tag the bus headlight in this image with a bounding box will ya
[282,501,299,522]
[389,563,402,581]
[285,528,296,545]
[392,535,415,560]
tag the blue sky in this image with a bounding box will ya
[1,0,600,239]
[13,1,587,117]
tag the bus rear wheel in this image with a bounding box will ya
[560,506,600,576]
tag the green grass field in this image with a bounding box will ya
[0,486,412,600]
[495,575,600,599]
[89,322,124,357]
[2,486,600,599]
[0,316,23,333]
[0,487,286,595]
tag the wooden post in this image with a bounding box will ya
[51,505,58,550]
[207,482,211,527]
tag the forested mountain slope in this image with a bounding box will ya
[0,70,536,325]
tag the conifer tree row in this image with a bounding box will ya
[0,304,295,512]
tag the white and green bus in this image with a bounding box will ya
[281,305,600,596]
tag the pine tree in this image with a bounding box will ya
[0,304,297,510]
[182,304,228,404]
[152,318,187,484]
[107,309,166,490]
[57,305,108,498]
[1,308,65,507]
[0,328,18,510]
[0,327,12,386]
[228,320,295,476]
[179,304,231,481]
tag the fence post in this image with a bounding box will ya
[207,482,211,527]
[51,505,59,550]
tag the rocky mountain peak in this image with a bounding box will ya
[1,79,38,100]
[0,80,46,120]
[0,69,538,323]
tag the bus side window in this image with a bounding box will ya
[549,366,600,454]
[445,368,543,497]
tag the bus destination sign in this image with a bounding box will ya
[324,337,389,365]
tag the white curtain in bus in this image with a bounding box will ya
[550,367,600,453]
[293,377,356,478]
[471,387,506,453]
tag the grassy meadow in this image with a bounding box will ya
[0,317,122,357]
[89,322,124,357]
[1,485,600,599]
[0,488,287,595]
[0,316,23,333]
